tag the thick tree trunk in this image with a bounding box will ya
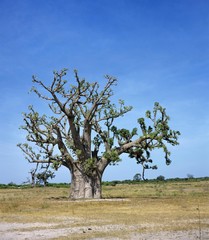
[70,165,102,199]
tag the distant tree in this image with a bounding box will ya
[28,163,55,187]
[140,162,157,181]
[157,175,165,181]
[29,163,39,187]
[36,170,55,186]
[133,173,141,181]
[187,174,194,179]
[18,68,180,199]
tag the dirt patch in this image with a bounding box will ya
[1,219,209,240]
[0,221,133,240]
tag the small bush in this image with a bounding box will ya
[157,175,165,181]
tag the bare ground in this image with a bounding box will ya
[1,218,209,240]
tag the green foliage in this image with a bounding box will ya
[36,170,55,185]
[51,161,61,171]
[111,126,138,146]
[127,102,180,178]
[103,150,121,164]
[1,177,209,190]
[157,175,165,181]
[83,158,96,174]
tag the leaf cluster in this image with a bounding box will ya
[125,102,180,178]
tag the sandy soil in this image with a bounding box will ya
[1,219,209,240]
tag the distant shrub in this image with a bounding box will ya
[133,173,141,181]
[187,174,194,179]
[157,175,165,181]
[47,183,69,188]
[8,182,17,186]
[111,180,120,186]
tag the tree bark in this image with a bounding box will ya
[70,164,102,199]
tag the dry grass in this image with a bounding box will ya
[0,180,209,239]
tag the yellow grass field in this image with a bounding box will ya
[0,180,209,239]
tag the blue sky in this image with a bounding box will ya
[0,0,209,184]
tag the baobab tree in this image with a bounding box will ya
[18,68,180,199]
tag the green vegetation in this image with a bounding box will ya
[1,177,209,189]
